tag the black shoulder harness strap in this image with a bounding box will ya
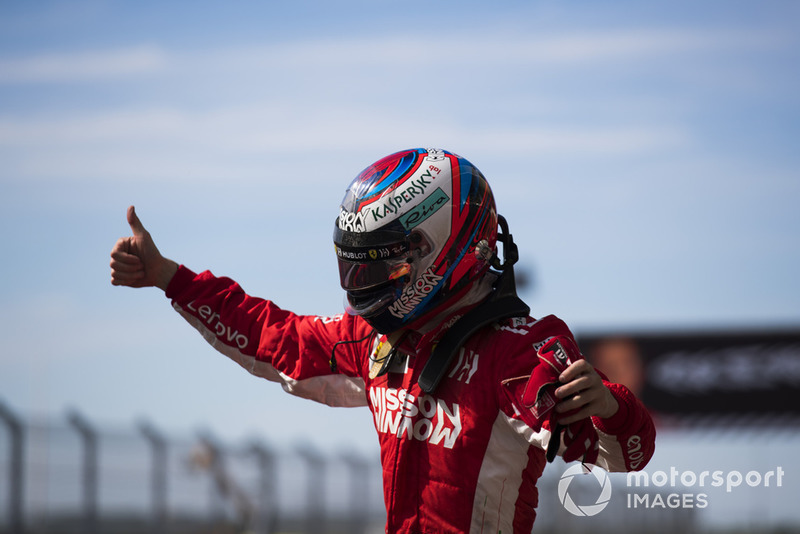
[418,215,531,394]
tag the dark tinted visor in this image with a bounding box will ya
[335,241,411,291]
[333,223,411,291]
[337,258,411,291]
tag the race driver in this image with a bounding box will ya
[110,148,655,533]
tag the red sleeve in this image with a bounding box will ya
[592,381,656,472]
[165,265,373,407]
[496,314,656,472]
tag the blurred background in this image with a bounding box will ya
[1,0,798,532]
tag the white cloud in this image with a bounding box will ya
[0,45,167,84]
[196,28,786,70]
[0,105,683,150]
[0,104,686,183]
[0,27,785,86]
[0,24,785,184]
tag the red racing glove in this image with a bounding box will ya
[521,336,599,465]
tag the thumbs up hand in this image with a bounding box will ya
[110,206,177,290]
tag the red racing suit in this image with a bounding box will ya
[165,266,656,534]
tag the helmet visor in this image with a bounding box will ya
[335,243,411,291]
[333,224,411,291]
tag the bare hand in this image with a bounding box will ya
[110,206,177,290]
[554,360,619,424]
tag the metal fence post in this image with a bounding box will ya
[295,443,326,534]
[67,409,98,534]
[340,451,369,534]
[139,421,168,534]
[248,441,277,534]
[0,401,25,534]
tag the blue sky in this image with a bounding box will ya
[1,1,799,521]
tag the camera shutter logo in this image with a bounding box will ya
[558,464,613,517]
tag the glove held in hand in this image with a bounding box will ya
[504,336,600,464]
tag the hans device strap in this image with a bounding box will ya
[418,216,530,394]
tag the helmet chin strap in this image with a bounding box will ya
[418,215,531,394]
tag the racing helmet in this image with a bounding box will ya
[333,148,498,333]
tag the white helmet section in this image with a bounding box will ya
[337,148,453,239]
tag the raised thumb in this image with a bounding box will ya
[127,205,147,237]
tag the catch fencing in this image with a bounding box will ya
[0,402,386,534]
[3,401,797,534]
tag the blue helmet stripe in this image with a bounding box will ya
[459,158,474,209]
[355,150,422,201]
